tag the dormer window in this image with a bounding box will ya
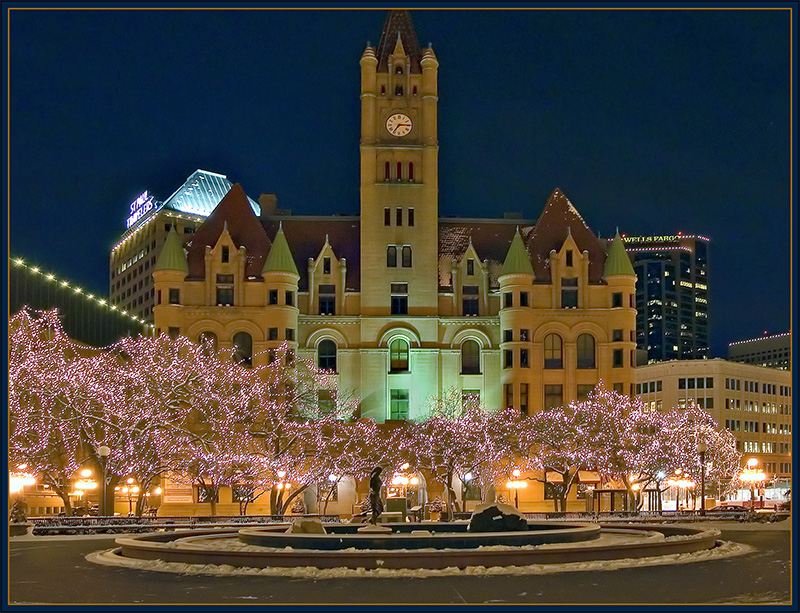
[323,257,331,275]
[222,245,229,263]
[467,259,475,276]
[566,250,573,267]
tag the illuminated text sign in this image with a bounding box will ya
[126,191,154,228]
[622,235,680,244]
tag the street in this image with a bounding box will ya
[7,524,792,605]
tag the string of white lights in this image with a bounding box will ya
[10,256,155,330]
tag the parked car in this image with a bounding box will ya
[706,505,749,513]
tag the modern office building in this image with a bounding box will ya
[635,358,792,489]
[149,10,638,423]
[108,169,261,322]
[729,332,792,371]
[623,234,710,363]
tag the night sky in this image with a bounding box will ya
[8,6,794,358]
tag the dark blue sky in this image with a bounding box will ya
[7,6,794,357]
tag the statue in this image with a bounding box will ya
[368,466,383,525]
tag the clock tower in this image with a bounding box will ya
[360,10,439,315]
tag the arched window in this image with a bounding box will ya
[396,162,402,181]
[318,339,337,372]
[395,65,403,74]
[577,334,596,369]
[384,161,390,182]
[199,331,218,354]
[387,246,397,267]
[402,246,412,267]
[232,331,253,367]
[390,338,409,372]
[461,340,480,374]
[544,334,563,369]
[408,162,414,182]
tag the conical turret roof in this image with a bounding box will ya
[376,10,422,73]
[154,225,188,274]
[263,225,299,276]
[603,231,636,277]
[500,228,534,277]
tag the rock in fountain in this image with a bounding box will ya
[468,501,528,533]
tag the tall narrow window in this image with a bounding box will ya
[216,274,234,306]
[169,288,180,304]
[612,292,623,308]
[461,340,480,374]
[222,245,229,263]
[466,259,475,276]
[323,257,331,275]
[520,383,529,415]
[544,334,563,369]
[318,340,337,371]
[520,292,529,307]
[408,208,414,226]
[391,283,408,314]
[390,339,409,372]
[613,349,624,368]
[269,289,278,305]
[561,277,578,308]
[504,384,514,409]
[402,246,412,267]
[390,389,409,420]
[395,85,403,96]
[408,162,414,182]
[387,246,397,267]
[396,207,402,226]
[318,284,336,315]
[396,162,402,181]
[566,250,573,267]
[232,332,253,367]
[462,285,479,315]
[576,334,596,369]
[384,207,391,225]
[520,349,529,367]
[384,162,391,182]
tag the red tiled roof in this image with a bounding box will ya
[525,188,607,283]
[262,217,361,291]
[438,219,534,288]
[185,184,271,279]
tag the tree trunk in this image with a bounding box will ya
[279,484,308,515]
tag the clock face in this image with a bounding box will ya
[386,113,412,137]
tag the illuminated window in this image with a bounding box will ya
[318,340,337,372]
[390,339,409,372]
[390,389,409,420]
[461,340,480,374]
[544,334,563,369]
[576,334,595,369]
[232,331,252,366]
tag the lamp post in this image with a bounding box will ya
[697,441,708,516]
[740,458,766,511]
[98,445,110,517]
[506,470,527,509]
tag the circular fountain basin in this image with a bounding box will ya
[109,522,720,570]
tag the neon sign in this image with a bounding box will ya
[126,191,155,228]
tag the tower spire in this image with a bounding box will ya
[376,10,422,73]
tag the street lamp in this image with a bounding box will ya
[121,478,139,515]
[740,458,766,511]
[98,445,110,517]
[506,471,527,509]
[697,441,708,516]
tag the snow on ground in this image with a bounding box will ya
[86,539,754,580]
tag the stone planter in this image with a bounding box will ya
[9,522,34,537]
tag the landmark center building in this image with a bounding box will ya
[147,10,637,421]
